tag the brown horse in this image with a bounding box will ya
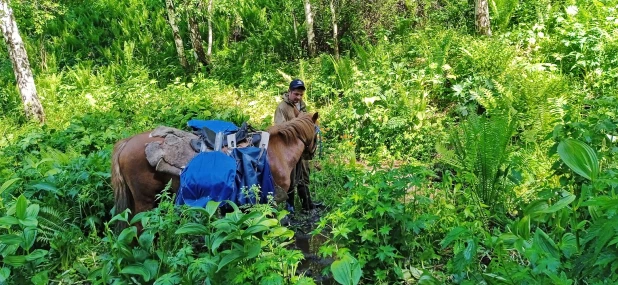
[111,112,319,226]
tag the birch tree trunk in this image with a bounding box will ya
[329,0,339,59]
[164,0,189,69]
[207,0,213,60]
[188,15,208,66]
[0,0,45,123]
[475,0,492,36]
[303,0,316,56]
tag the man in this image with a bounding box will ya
[274,79,322,212]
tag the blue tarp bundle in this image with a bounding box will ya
[231,147,276,205]
[176,151,237,207]
[187,119,238,134]
[176,137,276,207]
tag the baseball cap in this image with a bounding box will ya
[289,79,306,90]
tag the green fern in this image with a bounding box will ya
[37,206,72,243]
[436,143,464,170]
[442,112,516,212]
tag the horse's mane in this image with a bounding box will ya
[268,113,315,144]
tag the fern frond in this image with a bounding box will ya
[37,206,72,244]
[436,143,464,169]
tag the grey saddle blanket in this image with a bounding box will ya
[145,126,199,176]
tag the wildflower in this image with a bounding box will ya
[566,5,578,16]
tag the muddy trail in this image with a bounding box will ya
[285,208,335,284]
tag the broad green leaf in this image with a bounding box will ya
[236,211,262,225]
[121,264,151,281]
[559,233,578,258]
[258,218,279,228]
[331,253,362,285]
[19,217,38,228]
[143,259,159,280]
[15,195,27,220]
[22,227,37,251]
[210,232,227,254]
[109,210,130,224]
[245,240,262,259]
[31,270,49,285]
[440,227,468,248]
[558,139,599,181]
[25,249,48,261]
[117,226,138,244]
[0,178,20,196]
[270,227,294,238]
[0,267,10,282]
[32,183,58,194]
[463,239,477,261]
[516,215,531,240]
[498,233,518,245]
[130,211,148,225]
[175,223,209,235]
[0,216,19,227]
[138,232,155,250]
[524,200,549,216]
[483,273,507,282]
[0,234,23,245]
[154,273,182,285]
[206,201,221,218]
[216,250,242,272]
[540,193,576,214]
[26,204,39,219]
[3,255,27,266]
[243,225,269,236]
[533,228,559,259]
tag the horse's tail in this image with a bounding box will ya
[111,137,133,229]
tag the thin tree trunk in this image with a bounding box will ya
[188,15,208,66]
[303,0,316,56]
[475,0,492,36]
[207,0,213,60]
[0,0,45,123]
[292,13,298,40]
[329,0,339,59]
[164,0,189,69]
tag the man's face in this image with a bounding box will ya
[288,89,305,104]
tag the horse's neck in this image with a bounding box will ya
[267,135,305,184]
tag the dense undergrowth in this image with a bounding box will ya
[1,0,618,284]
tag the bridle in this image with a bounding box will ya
[299,125,320,160]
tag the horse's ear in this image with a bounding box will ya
[312,112,319,123]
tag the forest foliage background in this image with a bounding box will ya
[1,0,618,284]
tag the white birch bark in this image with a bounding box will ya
[330,0,339,59]
[475,0,492,36]
[0,0,45,123]
[303,0,316,56]
[207,0,213,59]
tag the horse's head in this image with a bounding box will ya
[268,112,320,160]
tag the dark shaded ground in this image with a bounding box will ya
[285,208,335,284]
